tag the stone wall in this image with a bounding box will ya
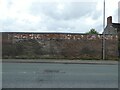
[118,30,120,58]
[105,38,118,59]
[2,32,119,60]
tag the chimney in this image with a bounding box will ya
[107,16,112,25]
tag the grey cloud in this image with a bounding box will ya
[6,0,13,8]
[118,3,120,22]
[2,18,16,26]
[90,10,102,20]
[95,24,103,34]
[61,2,96,20]
[30,3,56,16]
[113,1,120,23]
[30,2,97,20]
[1,18,36,32]
[29,2,101,32]
[39,18,75,31]
[1,1,103,33]
[111,8,119,23]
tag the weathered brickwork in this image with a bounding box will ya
[2,32,119,60]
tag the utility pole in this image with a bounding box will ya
[103,0,105,60]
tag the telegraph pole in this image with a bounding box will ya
[103,0,105,60]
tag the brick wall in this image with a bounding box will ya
[2,32,118,60]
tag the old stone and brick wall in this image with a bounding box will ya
[118,31,120,58]
[2,32,119,60]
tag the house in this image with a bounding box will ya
[103,16,120,35]
[103,16,120,58]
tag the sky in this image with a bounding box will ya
[0,0,119,33]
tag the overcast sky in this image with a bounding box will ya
[0,0,119,33]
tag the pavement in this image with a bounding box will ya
[2,59,118,65]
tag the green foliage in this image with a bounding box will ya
[86,28,99,34]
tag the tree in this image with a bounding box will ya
[86,29,99,34]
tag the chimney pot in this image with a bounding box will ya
[107,16,112,25]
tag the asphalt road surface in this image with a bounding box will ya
[2,63,118,88]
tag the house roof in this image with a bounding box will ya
[112,23,120,32]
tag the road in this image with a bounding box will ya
[2,62,118,88]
